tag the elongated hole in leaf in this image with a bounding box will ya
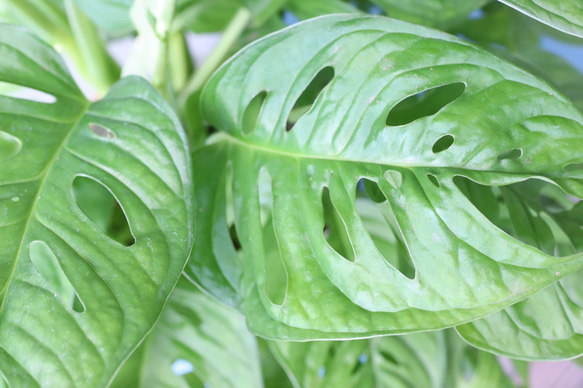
[0,81,56,103]
[29,241,85,313]
[286,66,334,131]
[357,179,415,279]
[322,187,354,262]
[0,130,22,161]
[259,169,288,305]
[72,176,135,246]
[427,174,440,187]
[454,176,583,257]
[497,148,522,161]
[89,123,116,139]
[224,163,241,252]
[386,82,465,126]
[242,91,266,135]
[432,134,454,153]
[563,162,583,173]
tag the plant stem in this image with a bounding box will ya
[178,7,252,108]
[64,0,120,96]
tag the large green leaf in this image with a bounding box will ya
[191,14,583,340]
[111,277,263,388]
[269,330,516,387]
[498,0,583,38]
[72,0,134,36]
[0,25,192,386]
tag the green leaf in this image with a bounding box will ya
[0,25,192,386]
[455,3,583,112]
[372,0,491,29]
[173,0,241,33]
[111,277,263,388]
[456,188,583,360]
[192,14,583,340]
[268,330,516,388]
[498,0,583,38]
[286,0,361,20]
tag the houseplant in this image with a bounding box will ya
[0,0,582,386]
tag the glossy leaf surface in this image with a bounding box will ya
[192,14,583,340]
[499,0,583,38]
[111,277,263,388]
[0,25,192,386]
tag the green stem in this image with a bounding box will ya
[64,0,120,96]
[150,0,177,104]
[178,7,252,108]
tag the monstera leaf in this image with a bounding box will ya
[111,277,263,388]
[269,330,516,388]
[190,14,583,340]
[498,0,583,38]
[0,25,192,386]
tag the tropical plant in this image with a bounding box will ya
[0,0,582,387]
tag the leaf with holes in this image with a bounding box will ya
[498,0,583,38]
[0,25,192,386]
[110,277,263,388]
[455,183,583,360]
[191,14,583,340]
[268,330,516,388]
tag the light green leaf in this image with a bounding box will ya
[0,25,192,386]
[192,14,583,340]
[111,277,263,388]
[173,0,241,33]
[269,331,516,388]
[372,0,491,28]
[498,0,583,38]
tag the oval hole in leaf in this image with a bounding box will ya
[432,134,454,153]
[171,359,195,376]
[242,91,267,135]
[286,66,334,131]
[497,148,522,161]
[454,176,583,257]
[356,180,416,279]
[89,123,116,139]
[427,173,440,187]
[0,81,56,103]
[72,176,135,246]
[386,82,465,126]
[0,130,22,161]
[361,178,386,203]
[259,169,288,306]
[563,162,583,173]
[29,241,85,313]
[322,187,354,262]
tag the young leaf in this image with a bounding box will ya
[498,0,583,39]
[192,14,583,340]
[0,26,192,386]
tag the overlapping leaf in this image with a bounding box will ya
[111,277,263,388]
[499,0,583,38]
[191,14,583,340]
[372,0,490,28]
[0,25,192,386]
[269,330,516,387]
